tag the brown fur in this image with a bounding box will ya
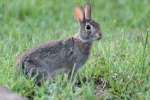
[16,4,102,84]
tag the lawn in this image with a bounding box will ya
[0,0,150,99]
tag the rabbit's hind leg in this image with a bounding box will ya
[22,60,48,85]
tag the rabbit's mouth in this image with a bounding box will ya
[95,33,102,40]
[97,35,102,40]
[97,37,101,40]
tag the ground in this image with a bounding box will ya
[0,0,150,100]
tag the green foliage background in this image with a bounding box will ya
[0,0,150,99]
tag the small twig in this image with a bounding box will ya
[141,31,149,73]
[70,63,76,82]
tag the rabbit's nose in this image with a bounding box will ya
[97,33,102,40]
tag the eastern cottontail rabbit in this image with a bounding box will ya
[17,4,102,84]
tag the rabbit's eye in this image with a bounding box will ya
[85,24,91,30]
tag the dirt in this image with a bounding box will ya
[75,75,110,99]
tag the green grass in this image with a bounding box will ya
[0,0,150,99]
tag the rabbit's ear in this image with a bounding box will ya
[74,6,85,22]
[84,4,91,20]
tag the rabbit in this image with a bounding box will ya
[16,4,102,84]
